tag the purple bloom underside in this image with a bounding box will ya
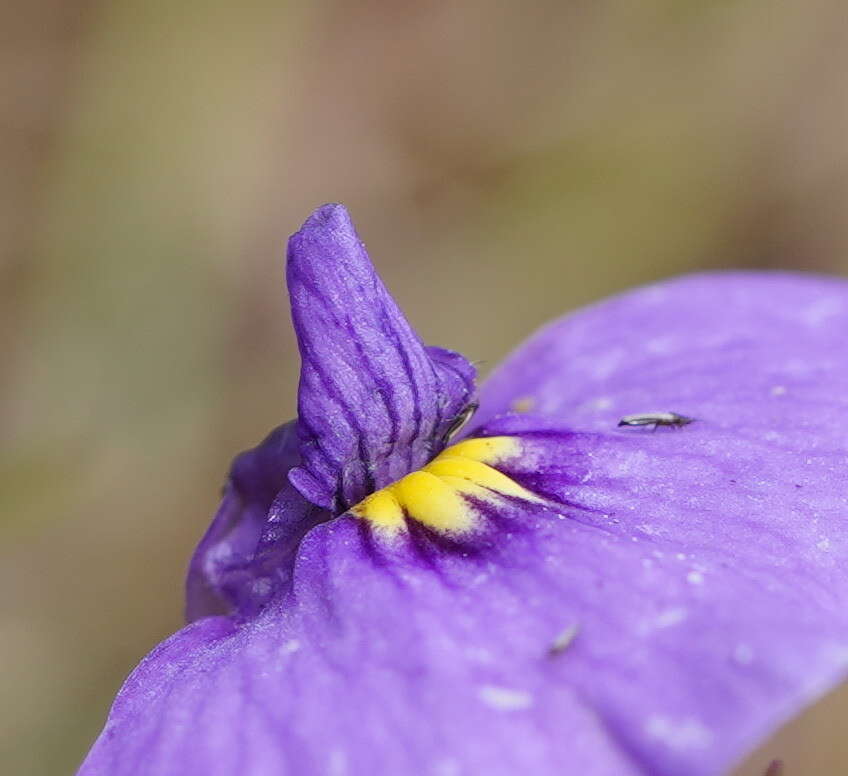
[81,205,848,776]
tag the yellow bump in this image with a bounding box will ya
[437,436,521,465]
[437,475,502,504]
[350,435,540,537]
[351,488,405,531]
[394,471,475,533]
[424,456,541,502]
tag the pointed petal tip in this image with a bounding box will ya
[286,203,365,284]
[290,203,354,245]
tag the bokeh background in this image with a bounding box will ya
[3,1,848,773]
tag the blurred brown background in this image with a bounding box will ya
[2,1,847,773]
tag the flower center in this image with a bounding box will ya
[350,436,544,535]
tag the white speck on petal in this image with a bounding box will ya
[655,608,688,629]
[733,643,754,665]
[645,336,674,354]
[821,643,848,668]
[207,543,233,563]
[262,525,284,542]
[686,571,705,585]
[800,297,842,327]
[645,715,712,749]
[770,385,787,396]
[817,537,831,552]
[281,639,301,655]
[432,758,461,776]
[465,646,493,664]
[478,685,534,711]
[328,749,348,776]
[590,351,623,379]
[251,577,272,597]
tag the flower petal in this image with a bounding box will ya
[81,519,644,776]
[286,204,475,511]
[83,273,848,776]
[477,271,848,431]
[185,422,329,621]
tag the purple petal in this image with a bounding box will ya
[81,519,644,776]
[185,421,329,621]
[477,271,848,430]
[82,273,848,776]
[286,204,475,511]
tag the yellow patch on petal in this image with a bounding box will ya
[355,488,405,532]
[350,436,543,536]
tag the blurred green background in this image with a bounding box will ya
[3,1,847,773]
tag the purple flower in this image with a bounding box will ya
[80,204,848,776]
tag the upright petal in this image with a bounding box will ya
[286,204,475,511]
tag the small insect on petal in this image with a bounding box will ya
[548,623,580,656]
[617,411,696,431]
[443,401,479,444]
